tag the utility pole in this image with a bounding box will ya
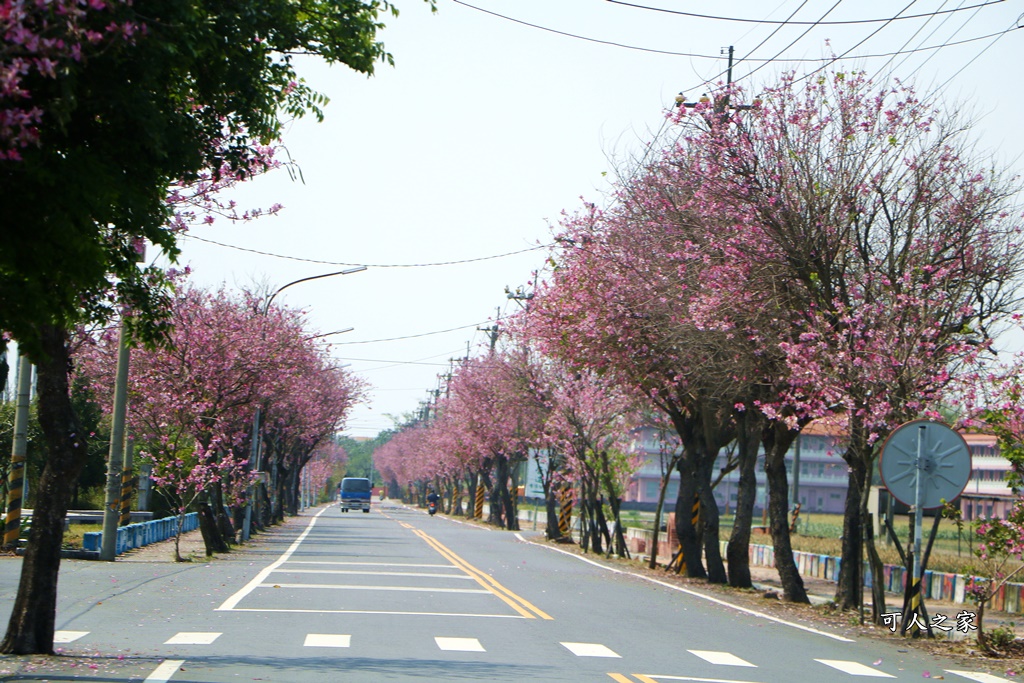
[3,355,32,548]
[100,322,131,561]
[478,307,502,354]
[675,46,756,118]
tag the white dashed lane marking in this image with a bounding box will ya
[815,659,896,677]
[688,649,757,667]
[435,636,486,652]
[261,582,489,594]
[304,633,351,648]
[946,671,1016,683]
[164,632,222,645]
[48,627,1013,683]
[278,568,474,580]
[560,642,621,658]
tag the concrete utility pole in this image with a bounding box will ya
[675,45,756,118]
[478,307,501,353]
[3,356,32,548]
[100,324,131,561]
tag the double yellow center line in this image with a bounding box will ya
[401,522,552,620]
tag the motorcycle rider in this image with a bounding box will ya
[426,487,440,514]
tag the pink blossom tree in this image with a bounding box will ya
[542,364,640,556]
[76,283,366,555]
[673,72,1024,617]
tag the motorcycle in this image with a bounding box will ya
[427,500,438,516]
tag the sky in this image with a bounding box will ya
[168,0,1024,438]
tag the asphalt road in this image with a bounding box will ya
[0,501,1012,682]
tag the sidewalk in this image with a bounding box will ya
[117,528,207,562]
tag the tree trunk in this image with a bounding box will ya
[649,464,676,569]
[197,498,228,555]
[545,487,562,541]
[865,513,887,625]
[764,424,809,603]
[212,481,235,546]
[836,461,865,611]
[698,458,727,584]
[465,472,477,520]
[604,491,629,558]
[727,417,759,588]
[505,457,520,531]
[581,476,603,554]
[594,495,611,553]
[1,324,88,654]
[673,460,706,578]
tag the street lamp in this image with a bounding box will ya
[243,264,366,540]
[261,265,367,315]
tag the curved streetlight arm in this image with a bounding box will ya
[303,327,354,341]
[262,265,367,314]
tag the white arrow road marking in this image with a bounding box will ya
[53,631,88,643]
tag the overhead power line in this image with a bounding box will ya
[452,0,722,57]
[605,0,1005,25]
[183,234,551,268]
[333,356,451,366]
[331,322,489,345]
[454,0,1017,64]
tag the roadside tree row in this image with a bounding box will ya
[376,71,1024,627]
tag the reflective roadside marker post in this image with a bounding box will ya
[119,439,134,527]
[475,483,485,519]
[558,486,573,538]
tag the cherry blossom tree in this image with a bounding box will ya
[76,284,366,555]
[672,72,1024,617]
[2,0,424,654]
[543,365,640,556]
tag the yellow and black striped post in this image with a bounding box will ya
[474,482,486,519]
[902,577,922,635]
[119,440,134,527]
[452,486,461,514]
[675,492,701,575]
[789,502,802,534]
[558,486,573,537]
[3,454,25,547]
[119,468,133,526]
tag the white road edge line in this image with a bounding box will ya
[516,533,854,643]
[217,508,329,611]
[145,659,185,683]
